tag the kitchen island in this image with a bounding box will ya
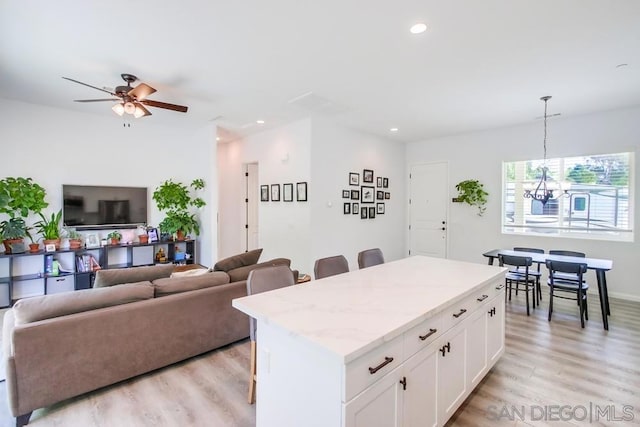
[232,255,506,427]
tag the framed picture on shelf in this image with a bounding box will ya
[376,190,384,200]
[148,228,159,243]
[383,177,389,188]
[283,183,294,202]
[85,233,100,248]
[352,203,359,214]
[363,169,374,183]
[351,189,359,200]
[349,172,360,186]
[260,185,269,202]
[342,190,350,199]
[271,184,280,201]
[377,203,385,214]
[296,182,308,201]
[361,186,375,203]
[377,177,383,188]
[369,207,376,218]
[361,207,368,219]
[343,203,351,214]
[385,192,390,199]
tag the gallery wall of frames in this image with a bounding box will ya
[260,182,308,203]
[343,169,390,219]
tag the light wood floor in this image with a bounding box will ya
[1,292,639,427]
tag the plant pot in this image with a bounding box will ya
[69,239,82,250]
[138,234,149,244]
[3,238,24,254]
[43,238,61,250]
[29,243,40,253]
[110,238,120,245]
[176,230,186,241]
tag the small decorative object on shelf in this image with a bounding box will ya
[155,248,166,263]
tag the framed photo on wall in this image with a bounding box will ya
[351,189,359,200]
[377,177,383,188]
[363,169,374,183]
[342,190,350,199]
[271,184,280,201]
[283,183,294,202]
[376,190,384,200]
[361,186,375,203]
[361,207,368,219]
[352,203,359,214]
[296,182,308,201]
[343,203,351,214]
[260,185,269,202]
[383,177,389,188]
[385,192,390,199]
[377,203,385,214]
[349,172,360,186]
[369,207,376,218]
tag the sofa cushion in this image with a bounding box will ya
[93,264,175,288]
[214,248,263,272]
[12,281,155,325]
[153,271,231,297]
[227,258,291,282]
[170,267,212,278]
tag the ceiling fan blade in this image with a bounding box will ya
[140,99,188,113]
[62,77,116,95]
[128,83,156,100]
[74,98,120,102]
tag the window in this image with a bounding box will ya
[503,152,633,241]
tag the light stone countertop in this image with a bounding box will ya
[232,255,506,363]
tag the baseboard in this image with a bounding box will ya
[606,291,640,303]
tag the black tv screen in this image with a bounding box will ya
[63,185,148,229]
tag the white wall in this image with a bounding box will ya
[0,98,218,266]
[217,119,313,272]
[407,107,640,300]
[310,118,406,273]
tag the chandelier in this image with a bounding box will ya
[523,96,570,205]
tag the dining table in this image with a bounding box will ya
[483,249,613,330]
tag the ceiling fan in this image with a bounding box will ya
[62,73,188,118]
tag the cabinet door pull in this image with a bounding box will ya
[368,356,394,375]
[496,284,505,290]
[399,376,407,390]
[488,307,496,317]
[477,294,488,302]
[419,328,437,341]
[452,308,467,318]
[439,342,451,357]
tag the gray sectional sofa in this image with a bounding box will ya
[3,249,290,426]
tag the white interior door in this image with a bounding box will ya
[245,163,259,251]
[409,162,448,258]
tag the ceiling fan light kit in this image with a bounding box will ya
[63,73,188,120]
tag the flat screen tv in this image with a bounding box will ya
[63,185,148,229]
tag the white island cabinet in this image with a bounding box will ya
[232,256,506,427]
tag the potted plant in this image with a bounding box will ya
[137,225,149,244]
[107,230,122,245]
[453,179,489,216]
[0,177,48,253]
[34,210,62,249]
[153,178,206,241]
[26,227,41,253]
[66,228,83,250]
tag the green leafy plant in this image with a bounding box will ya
[1,218,30,240]
[454,180,489,216]
[0,177,48,241]
[107,230,122,241]
[153,178,206,238]
[34,210,62,240]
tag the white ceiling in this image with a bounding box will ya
[1,0,639,143]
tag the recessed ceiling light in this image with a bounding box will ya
[410,23,427,34]
[256,119,265,124]
[390,127,399,132]
[216,136,220,141]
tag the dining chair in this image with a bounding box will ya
[545,259,589,328]
[357,248,385,269]
[499,254,537,315]
[246,265,296,404]
[512,247,544,303]
[314,255,349,279]
[549,250,587,283]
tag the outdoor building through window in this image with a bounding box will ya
[503,152,633,241]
